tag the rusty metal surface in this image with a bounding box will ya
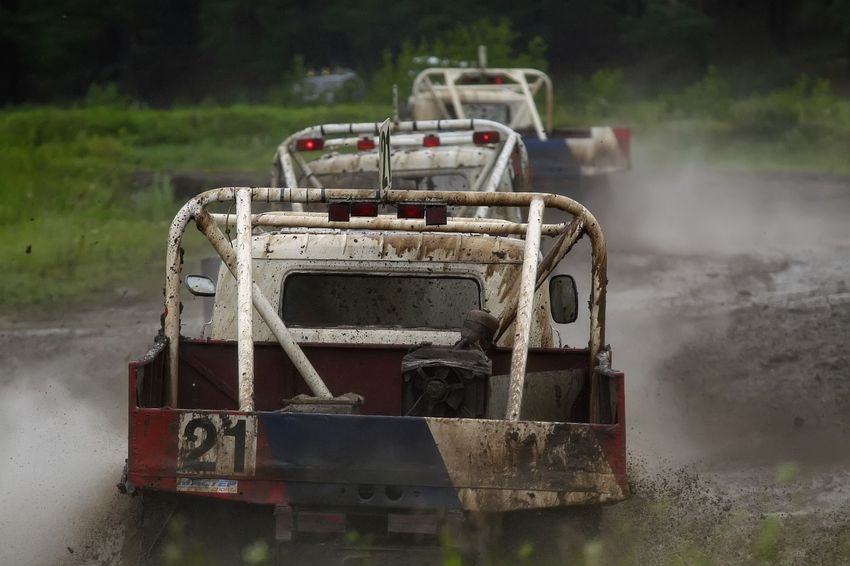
[428,417,627,511]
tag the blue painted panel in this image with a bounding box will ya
[523,136,582,180]
[259,413,454,488]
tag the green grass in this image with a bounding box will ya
[0,104,389,309]
[2,90,849,308]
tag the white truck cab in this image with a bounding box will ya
[208,229,557,349]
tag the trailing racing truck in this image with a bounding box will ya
[121,183,629,564]
[407,50,631,196]
[271,118,531,221]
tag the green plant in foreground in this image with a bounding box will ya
[753,515,782,564]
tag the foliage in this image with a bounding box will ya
[665,65,733,119]
[4,0,850,107]
[622,0,715,68]
[567,68,630,119]
[82,82,139,108]
[367,18,548,104]
[731,75,840,138]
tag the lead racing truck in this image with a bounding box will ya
[121,179,629,563]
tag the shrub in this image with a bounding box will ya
[731,75,840,138]
[669,65,732,120]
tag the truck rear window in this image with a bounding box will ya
[282,274,480,329]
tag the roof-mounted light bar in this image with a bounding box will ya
[327,200,380,222]
[460,73,509,85]
[473,131,500,144]
[422,134,440,148]
[357,137,376,150]
[295,137,324,151]
[328,201,449,226]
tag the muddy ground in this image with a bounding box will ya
[1,168,848,565]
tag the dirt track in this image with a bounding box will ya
[1,168,848,564]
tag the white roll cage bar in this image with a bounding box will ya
[164,188,607,422]
[271,119,529,218]
[409,68,554,140]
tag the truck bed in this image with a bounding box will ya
[138,339,587,414]
[127,339,628,511]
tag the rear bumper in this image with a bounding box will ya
[125,410,628,512]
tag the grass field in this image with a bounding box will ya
[2,87,848,309]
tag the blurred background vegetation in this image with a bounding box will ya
[2,1,850,308]
[2,0,850,106]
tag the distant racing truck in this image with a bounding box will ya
[407,60,631,191]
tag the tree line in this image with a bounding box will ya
[1,0,848,106]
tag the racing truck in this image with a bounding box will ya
[121,182,628,564]
[406,49,631,198]
[271,118,531,221]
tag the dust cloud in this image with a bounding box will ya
[0,375,128,565]
[581,162,850,563]
[594,164,850,464]
[0,303,157,566]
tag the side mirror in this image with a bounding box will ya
[185,275,216,297]
[549,274,578,324]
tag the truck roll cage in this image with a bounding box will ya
[272,119,528,218]
[408,68,554,140]
[164,188,607,423]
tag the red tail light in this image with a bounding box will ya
[357,137,376,150]
[612,127,631,165]
[425,205,447,226]
[350,201,379,217]
[328,202,350,222]
[296,138,324,151]
[473,131,500,145]
[397,203,425,219]
[422,134,440,147]
[460,74,509,85]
